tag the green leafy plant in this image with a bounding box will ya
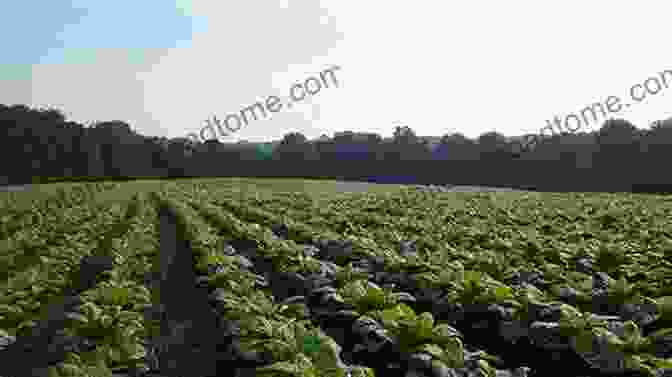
[654,296,672,320]
[594,244,630,275]
[339,279,385,312]
[334,263,369,288]
[557,304,613,340]
[367,306,465,369]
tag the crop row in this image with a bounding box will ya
[0,193,163,377]
[0,182,121,236]
[0,181,671,377]
[196,184,672,300]
[161,183,672,376]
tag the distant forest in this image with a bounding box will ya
[1,103,670,193]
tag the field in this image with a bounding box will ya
[0,178,671,377]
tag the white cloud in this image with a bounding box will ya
[11,1,672,142]
[137,1,343,141]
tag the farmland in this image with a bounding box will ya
[0,178,671,377]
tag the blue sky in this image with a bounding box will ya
[2,1,204,79]
[3,1,672,143]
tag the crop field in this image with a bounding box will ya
[0,178,671,377]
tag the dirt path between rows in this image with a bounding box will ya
[0,185,32,192]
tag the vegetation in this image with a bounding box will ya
[2,103,672,193]
[0,178,670,377]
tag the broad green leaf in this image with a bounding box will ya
[17,319,36,331]
[249,339,294,360]
[655,296,672,319]
[415,343,445,359]
[432,323,461,344]
[100,315,114,328]
[313,335,342,371]
[341,280,367,301]
[437,270,454,285]
[378,303,416,327]
[493,286,514,301]
[120,341,146,360]
[544,263,564,277]
[476,359,497,377]
[101,286,131,306]
[439,336,464,368]
[500,299,523,309]
[364,283,386,309]
[559,303,582,321]
[650,357,672,369]
[395,303,417,319]
[612,276,633,299]
[463,270,482,284]
[572,329,596,355]
[255,361,300,377]
[603,330,626,350]
[58,363,81,376]
[350,367,376,377]
[417,312,434,339]
[0,304,21,315]
[576,277,593,292]
[107,346,122,363]
[620,321,642,345]
[623,354,647,373]
[302,334,321,355]
[522,284,545,302]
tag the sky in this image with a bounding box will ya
[3,1,672,143]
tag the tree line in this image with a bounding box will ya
[1,103,670,193]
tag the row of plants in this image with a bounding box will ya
[162,186,522,376]
[169,183,672,376]
[0,198,130,284]
[0,194,163,377]
[1,179,670,376]
[48,193,161,377]
[216,186,672,301]
[153,190,377,376]
[0,183,120,243]
[0,182,120,234]
[0,199,130,336]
